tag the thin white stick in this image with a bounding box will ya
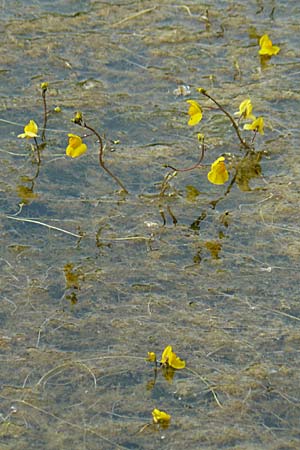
[4,215,81,238]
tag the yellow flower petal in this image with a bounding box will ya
[168,352,186,369]
[160,345,186,369]
[66,133,87,158]
[18,120,39,139]
[207,156,229,185]
[259,34,280,56]
[234,99,255,120]
[152,408,171,425]
[186,100,202,126]
[243,117,264,135]
[161,345,172,365]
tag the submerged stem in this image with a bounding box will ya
[78,120,128,194]
[166,138,206,172]
[199,89,251,150]
[41,87,48,141]
[33,137,41,165]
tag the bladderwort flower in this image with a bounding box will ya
[234,99,255,121]
[186,100,203,126]
[18,120,39,139]
[152,408,171,427]
[207,156,229,185]
[147,352,157,363]
[259,34,280,56]
[243,117,264,135]
[66,134,87,158]
[160,345,186,369]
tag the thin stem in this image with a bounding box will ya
[41,88,48,141]
[34,138,41,165]
[209,170,237,210]
[159,170,177,197]
[82,122,128,194]
[251,130,257,143]
[166,139,205,172]
[199,89,252,150]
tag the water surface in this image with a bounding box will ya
[1,1,300,449]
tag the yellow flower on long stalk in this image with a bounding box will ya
[152,408,171,426]
[186,100,203,126]
[234,99,255,120]
[160,345,185,369]
[147,352,157,363]
[66,134,87,158]
[18,120,39,139]
[243,117,264,135]
[207,156,229,185]
[259,34,280,56]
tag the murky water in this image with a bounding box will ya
[1,1,300,449]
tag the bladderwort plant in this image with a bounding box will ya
[162,87,267,206]
[70,111,128,194]
[18,82,128,200]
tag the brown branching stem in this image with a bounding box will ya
[199,89,252,150]
[76,120,128,194]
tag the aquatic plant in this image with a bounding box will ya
[259,33,280,56]
[65,133,87,158]
[152,408,171,427]
[160,345,186,370]
[243,116,265,135]
[71,111,128,193]
[18,119,39,139]
[207,157,229,185]
[186,99,203,126]
[234,98,255,121]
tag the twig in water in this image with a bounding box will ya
[4,215,81,238]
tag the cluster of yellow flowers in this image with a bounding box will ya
[147,345,186,369]
[17,32,279,194]
[182,33,279,186]
[185,95,266,186]
[235,98,265,135]
[147,345,185,427]
[18,121,87,158]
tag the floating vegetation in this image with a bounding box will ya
[1,3,297,449]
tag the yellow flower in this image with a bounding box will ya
[207,156,229,185]
[243,116,264,135]
[72,111,84,125]
[259,34,280,56]
[40,82,48,90]
[66,134,87,158]
[234,99,255,120]
[147,352,157,363]
[186,100,202,126]
[160,345,185,369]
[152,408,171,426]
[18,120,38,139]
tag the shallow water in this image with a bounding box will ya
[1,1,300,449]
